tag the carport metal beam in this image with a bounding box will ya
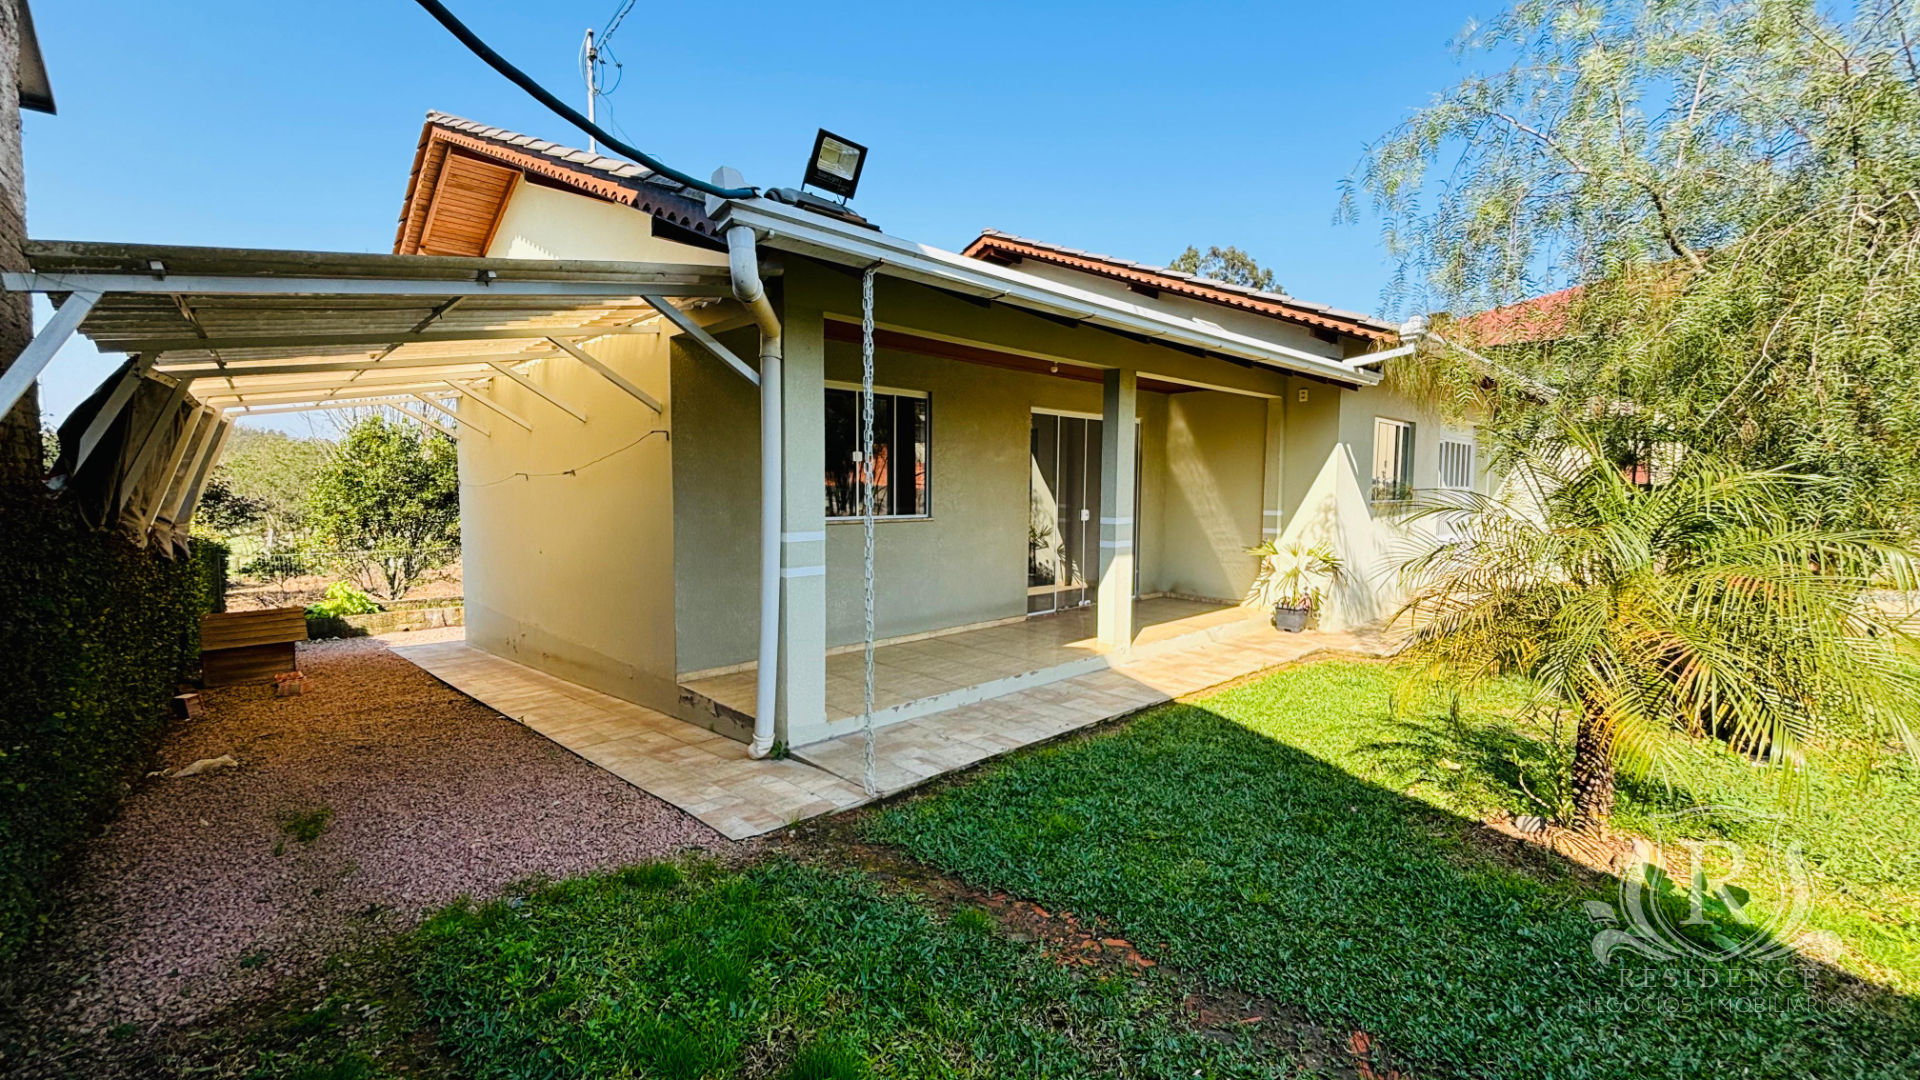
[158,350,564,379]
[547,336,663,414]
[140,407,210,530]
[444,380,531,430]
[93,324,663,357]
[413,393,489,437]
[71,359,151,470]
[201,381,467,407]
[177,416,235,528]
[223,395,433,416]
[0,289,100,416]
[487,361,585,421]
[389,402,465,440]
[0,271,736,299]
[641,294,758,385]
[115,375,191,514]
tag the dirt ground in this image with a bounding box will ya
[2,629,727,1051]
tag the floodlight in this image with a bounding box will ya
[804,129,868,199]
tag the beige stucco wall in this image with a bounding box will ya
[456,331,682,711]
[453,185,719,712]
[452,182,1469,718]
[672,324,1117,674]
[1152,391,1268,602]
[1273,381,1482,629]
[488,183,729,265]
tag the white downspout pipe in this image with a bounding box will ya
[726,221,783,758]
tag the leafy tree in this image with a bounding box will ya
[1347,0,1920,533]
[1398,426,1920,833]
[200,428,336,546]
[307,417,458,599]
[1167,245,1280,292]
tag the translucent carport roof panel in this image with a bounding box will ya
[18,240,741,404]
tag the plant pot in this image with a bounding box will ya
[1271,605,1311,633]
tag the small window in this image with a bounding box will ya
[825,386,930,519]
[1371,417,1416,503]
[1438,438,1475,490]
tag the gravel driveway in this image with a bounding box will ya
[8,629,727,1034]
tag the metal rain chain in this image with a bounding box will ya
[858,264,880,797]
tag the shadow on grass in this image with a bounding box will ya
[867,690,1920,1080]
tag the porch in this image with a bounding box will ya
[400,610,1391,839]
[678,597,1272,744]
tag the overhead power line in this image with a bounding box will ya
[408,0,755,201]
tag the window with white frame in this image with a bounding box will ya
[1438,438,1475,490]
[825,384,930,519]
[1371,417,1416,503]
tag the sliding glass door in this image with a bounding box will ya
[1028,412,1103,615]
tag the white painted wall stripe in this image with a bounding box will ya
[781,531,827,543]
[779,565,827,578]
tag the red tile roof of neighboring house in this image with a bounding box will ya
[1452,284,1582,348]
[960,230,1397,342]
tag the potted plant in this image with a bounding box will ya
[1244,541,1343,632]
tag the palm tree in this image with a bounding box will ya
[1396,428,1920,834]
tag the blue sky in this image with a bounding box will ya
[25,0,1491,432]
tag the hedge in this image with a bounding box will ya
[0,496,227,962]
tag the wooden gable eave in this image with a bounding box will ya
[391,120,723,257]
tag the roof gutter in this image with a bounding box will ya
[712,174,783,759]
[718,198,1379,388]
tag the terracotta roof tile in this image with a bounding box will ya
[962,230,1396,340]
[1453,285,1582,347]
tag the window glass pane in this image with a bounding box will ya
[896,397,929,516]
[1372,418,1415,502]
[869,394,895,516]
[825,388,930,518]
[825,388,858,517]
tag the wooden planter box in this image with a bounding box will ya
[200,607,308,687]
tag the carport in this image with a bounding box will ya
[1,240,755,544]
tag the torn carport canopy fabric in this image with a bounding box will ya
[53,362,196,550]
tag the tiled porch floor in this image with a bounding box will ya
[682,597,1261,723]
[790,620,1391,794]
[393,641,869,840]
[397,611,1392,839]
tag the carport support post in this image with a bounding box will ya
[775,302,829,747]
[1261,397,1286,540]
[1097,369,1138,649]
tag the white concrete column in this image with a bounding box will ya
[1261,395,1286,540]
[1097,369,1138,648]
[775,303,829,746]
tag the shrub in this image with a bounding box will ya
[306,582,380,619]
[0,497,225,961]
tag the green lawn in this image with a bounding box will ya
[871,660,1920,1079]
[407,859,1288,1079]
[213,659,1920,1080]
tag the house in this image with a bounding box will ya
[5,110,1482,762]
[383,113,1483,753]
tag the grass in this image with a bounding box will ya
[408,857,1290,1079]
[870,660,1920,1079]
[279,806,335,845]
[104,658,1920,1079]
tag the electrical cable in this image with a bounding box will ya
[461,429,668,488]
[409,0,755,200]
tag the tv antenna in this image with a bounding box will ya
[580,0,637,155]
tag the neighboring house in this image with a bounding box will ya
[386,112,1483,751]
